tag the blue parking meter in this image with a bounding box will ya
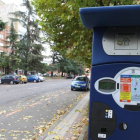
[80,5,140,140]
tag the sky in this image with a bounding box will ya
[2,0,23,6]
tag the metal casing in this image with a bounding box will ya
[79,5,140,140]
[103,27,140,55]
[92,27,140,66]
[90,63,140,140]
[79,5,140,29]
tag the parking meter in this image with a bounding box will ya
[80,5,140,140]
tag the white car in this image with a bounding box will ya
[39,76,45,82]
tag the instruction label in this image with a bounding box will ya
[131,75,140,101]
[120,75,131,102]
[120,75,140,102]
[98,133,106,138]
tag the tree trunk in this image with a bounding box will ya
[24,70,27,76]
[107,0,111,6]
[114,0,117,6]
[96,0,104,6]
[61,71,64,77]
[51,71,53,77]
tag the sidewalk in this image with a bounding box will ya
[38,93,89,140]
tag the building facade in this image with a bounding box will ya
[0,0,19,74]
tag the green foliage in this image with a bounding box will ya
[10,0,44,74]
[32,0,135,68]
[57,57,85,75]
[38,63,50,74]
[0,52,9,68]
[4,21,20,71]
[0,20,6,31]
[47,51,85,76]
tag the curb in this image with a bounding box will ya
[78,125,88,140]
[38,92,89,140]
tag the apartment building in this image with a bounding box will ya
[0,0,19,74]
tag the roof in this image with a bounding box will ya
[79,5,140,29]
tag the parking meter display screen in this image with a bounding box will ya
[99,79,116,92]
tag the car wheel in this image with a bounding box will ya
[34,80,37,83]
[24,82,27,84]
[71,88,73,91]
[10,81,14,85]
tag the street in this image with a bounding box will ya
[0,79,87,140]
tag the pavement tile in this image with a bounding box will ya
[44,93,89,140]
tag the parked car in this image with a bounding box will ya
[0,75,20,84]
[66,75,73,79]
[38,76,45,82]
[43,73,49,77]
[71,76,90,91]
[17,75,27,84]
[27,75,40,83]
[87,76,91,83]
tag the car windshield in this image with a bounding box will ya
[75,77,86,81]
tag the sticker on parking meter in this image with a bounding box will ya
[120,75,131,102]
[131,75,140,101]
[120,75,140,102]
[98,134,106,138]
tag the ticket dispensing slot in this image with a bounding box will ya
[124,104,140,111]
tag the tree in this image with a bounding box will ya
[38,63,50,74]
[11,0,44,75]
[0,20,8,74]
[47,50,61,76]
[62,60,85,76]
[32,0,134,68]
[4,21,20,71]
[0,20,6,31]
[0,52,9,69]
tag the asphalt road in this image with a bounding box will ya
[0,79,87,140]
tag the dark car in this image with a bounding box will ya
[66,75,73,79]
[71,76,90,91]
[0,75,20,84]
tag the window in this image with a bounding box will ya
[75,77,86,81]
[0,42,4,46]
[1,76,5,79]
[7,30,10,34]
[0,34,3,39]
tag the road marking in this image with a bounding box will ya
[28,102,40,107]
[45,98,51,101]
[54,94,59,97]
[6,110,21,117]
